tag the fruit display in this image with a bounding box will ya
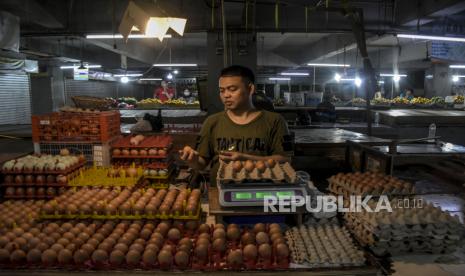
[454,95,464,104]
[344,199,465,256]
[328,172,415,197]
[137,98,199,109]
[217,160,297,184]
[59,106,105,113]
[68,166,144,187]
[285,218,365,267]
[40,187,201,219]
[391,96,410,105]
[31,110,120,143]
[351,98,366,105]
[371,98,391,105]
[430,96,445,105]
[272,98,285,107]
[111,135,172,159]
[0,200,45,230]
[410,97,432,105]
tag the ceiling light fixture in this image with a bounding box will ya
[380,73,407,77]
[354,77,362,87]
[397,34,465,42]
[452,75,459,82]
[86,34,172,39]
[167,73,173,80]
[269,77,291,81]
[334,73,341,82]
[114,73,143,77]
[307,63,350,67]
[120,76,129,83]
[449,65,465,68]
[280,72,309,76]
[173,70,179,74]
[60,64,101,69]
[118,1,187,42]
[139,78,162,81]
[393,75,401,82]
[153,63,197,67]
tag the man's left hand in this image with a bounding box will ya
[219,151,245,162]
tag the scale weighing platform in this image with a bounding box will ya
[218,179,310,207]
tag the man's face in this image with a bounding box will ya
[219,76,254,110]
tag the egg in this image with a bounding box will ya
[226,227,240,241]
[258,244,272,259]
[243,244,258,261]
[0,249,9,263]
[255,232,269,245]
[266,159,276,168]
[109,250,125,265]
[232,161,243,172]
[157,250,172,267]
[122,149,130,156]
[27,248,42,263]
[174,250,189,268]
[241,232,255,245]
[194,244,208,260]
[253,223,266,233]
[10,249,26,263]
[255,161,266,172]
[198,224,210,234]
[244,160,255,172]
[113,149,121,156]
[167,228,181,242]
[57,249,73,264]
[227,249,243,266]
[91,249,108,264]
[185,220,199,231]
[212,238,226,253]
[41,249,57,265]
[125,250,141,265]
[212,229,226,240]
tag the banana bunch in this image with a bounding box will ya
[392,97,410,105]
[138,98,163,104]
[411,97,432,105]
[431,96,445,105]
[454,95,465,104]
[371,98,391,105]
[352,97,367,104]
[165,99,188,105]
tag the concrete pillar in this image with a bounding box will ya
[206,31,257,114]
[30,64,66,114]
[425,64,452,98]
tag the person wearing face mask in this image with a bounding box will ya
[154,80,175,102]
[179,65,293,184]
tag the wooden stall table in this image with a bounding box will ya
[208,187,306,225]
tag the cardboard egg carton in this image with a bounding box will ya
[217,161,297,184]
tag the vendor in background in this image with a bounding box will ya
[179,65,293,185]
[399,88,414,100]
[153,80,175,102]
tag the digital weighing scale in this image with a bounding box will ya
[218,176,311,207]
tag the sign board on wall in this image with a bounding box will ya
[431,41,465,62]
[74,67,89,80]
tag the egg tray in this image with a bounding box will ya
[1,182,70,187]
[217,161,297,184]
[1,160,86,175]
[111,153,171,160]
[68,167,144,187]
[111,135,173,149]
[3,194,56,200]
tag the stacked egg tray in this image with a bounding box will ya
[328,172,415,198]
[218,161,297,184]
[285,218,366,268]
[140,163,176,189]
[190,223,290,271]
[39,187,201,220]
[111,135,173,160]
[0,200,45,230]
[0,220,290,271]
[68,167,144,187]
[343,199,465,256]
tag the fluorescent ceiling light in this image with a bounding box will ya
[114,74,143,77]
[120,76,129,83]
[397,34,465,42]
[425,74,433,79]
[393,75,401,82]
[380,73,407,77]
[307,63,350,67]
[60,64,101,69]
[269,77,290,81]
[341,78,355,81]
[450,65,465,68]
[452,75,465,81]
[173,70,179,74]
[378,80,385,84]
[334,73,341,82]
[153,63,197,67]
[167,73,173,80]
[354,77,362,87]
[86,34,172,39]
[139,78,162,81]
[280,72,309,76]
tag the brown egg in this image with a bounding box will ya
[91,249,108,264]
[35,242,49,252]
[198,232,210,241]
[73,249,89,264]
[0,248,9,263]
[266,159,276,168]
[212,238,226,253]
[57,238,70,247]
[125,250,141,265]
[226,227,240,241]
[57,249,73,264]
[167,228,181,242]
[194,244,208,260]
[258,244,272,259]
[65,243,77,253]
[174,250,189,268]
[253,223,266,233]
[51,243,64,253]
[270,232,283,242]
[269,227,282,236]
[185,220,199,231]
[41,249,57,265]
[243,244,258,261]
[129,243,144,253]
[10,249,26,263]
[196,238,210,247]
[255,232,269,245]
[232,161,243,172]
[158,250,172,267]
[241,232,255,245]
[140,249,156,265]
[255,161,266,172]
[81,243,95,255]
[212,229,225,240]
[244,160,255,172]
[198,224,210,234]
[27,248,42,263]
[275,243,289,258]
[109,250,125,265]
[97,242,112,252]
[178,237,192,249]
[227,249,243,266]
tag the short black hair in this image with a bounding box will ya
[220,65,255,84]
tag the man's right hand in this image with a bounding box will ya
[179,146,200,165]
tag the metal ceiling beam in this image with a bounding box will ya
[0,0,64,29]
[395,0,465,27]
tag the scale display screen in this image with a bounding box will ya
[276,191,294,197]
[234,192,252,200]
[255,192,272,199]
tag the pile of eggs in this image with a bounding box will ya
[4,174,70,186]
[2,154,83,173]
[4,186,66,198]
[231,159,277,173]
[0,200,44,230]
[113,148,167,158]
[41,188,201,216]
[142,169,168,178]
[328,172,415,196]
